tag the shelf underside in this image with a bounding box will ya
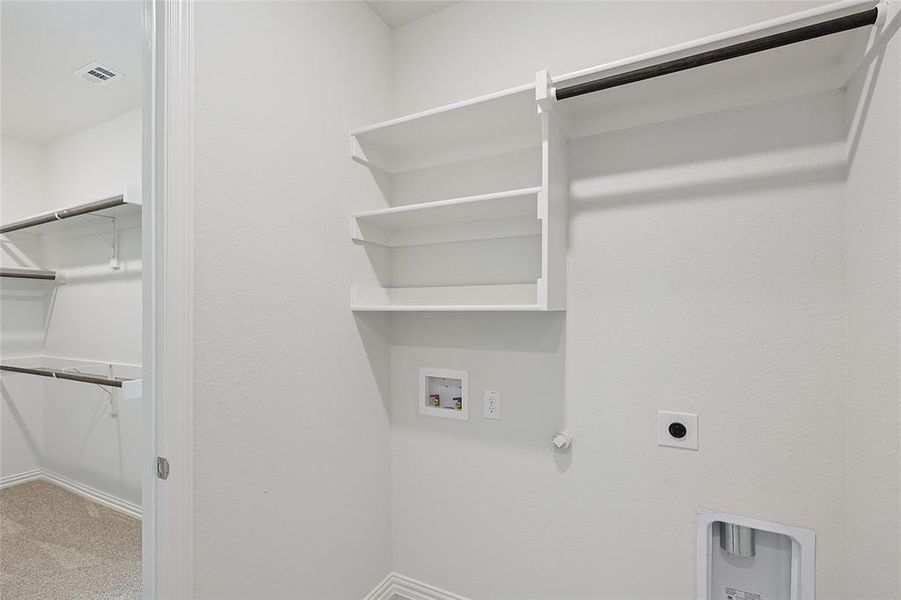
[351,283,545,312]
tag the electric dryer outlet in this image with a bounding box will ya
[658,411,698,450]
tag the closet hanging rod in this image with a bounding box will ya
[0,364,133,388]
[0,268,57,280]
[554,7,879,101]
[0,194,127,235]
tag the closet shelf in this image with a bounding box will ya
[0,267,58,281]
[352,187,542,247]
[350,83,539,173]
[351,283,545,312]
[549,0,878,138]
[0,364,142,400]
[350,1,879,150]
[348,1,880,313]
[0,186,142,236]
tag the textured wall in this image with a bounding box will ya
[40,109,142,506]
[192,2,394,597]
[843,8,901,596]
[42,108,143,366]
[385,2,892,598]
[0,137,46,478]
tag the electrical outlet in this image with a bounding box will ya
[657,411,698,450]
[483,390,500,420]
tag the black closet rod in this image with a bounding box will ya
[555,7,879,101]
[0,268,56,280]
[0,365,129,388]
[0,194,126,235]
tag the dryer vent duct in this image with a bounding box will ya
[719,522,756,558]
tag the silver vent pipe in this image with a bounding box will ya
[719,522,756,558]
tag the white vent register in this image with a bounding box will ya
[73,61,123,86]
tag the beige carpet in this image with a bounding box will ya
[0,480,141,599]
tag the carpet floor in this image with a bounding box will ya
[0,480,141,599]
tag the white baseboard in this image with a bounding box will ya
[0,469,141,520]
[0,468,42,489]
[366,573,470,600]
[43,470,142,519]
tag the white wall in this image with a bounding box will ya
[1,137,48,479]
[386,2,895,598]
[0,136,48,221]
[1,136,48,358]
[391,1,821,116]
[0,109,142,507]
[42,108,142,365]
[40,108,143,505]
[0,360,44,479]
[192,2,394,597]
[843,11,901,597]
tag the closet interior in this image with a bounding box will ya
[0,0,897,598]
[346,1,899,597]
[0,2,144,598]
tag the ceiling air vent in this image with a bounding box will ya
[73,62,123,86]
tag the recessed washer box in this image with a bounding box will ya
[419,367,468,421]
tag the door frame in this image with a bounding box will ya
[142,0,194,597]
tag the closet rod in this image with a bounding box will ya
[0,365,131,388]
[0,268,57,280]
[0,194,126,235]
[554,7,879,101]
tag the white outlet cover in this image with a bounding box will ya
[658,411,698,450]
[483,390,500,420]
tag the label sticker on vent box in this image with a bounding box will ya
[725,587,763,600]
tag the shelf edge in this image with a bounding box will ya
[350,82,536,137]
[353,186,542,220]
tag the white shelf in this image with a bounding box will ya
[350,79,566,312]
[350,84,539,173]
[351,283,544,312]
[349,1,880,313]
[352,187,542,247]
[0,359,142,400]
[551,0,877,138]
[0,186,142,242]
[350,1,878,153]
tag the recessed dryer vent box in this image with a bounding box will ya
[419,367,468,421]
[697,510,815,600]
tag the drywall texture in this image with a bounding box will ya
[0,136,48,221]
[0,137,47,358]
[843,11,901,597]
[386,2,898,598]
[41,108,143,366]
[41,109,142,506]
[1,137,47,479]
[192,2,394,597]
[391,1,821,116]
[0,110,142,507]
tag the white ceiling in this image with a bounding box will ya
[366,1,458,28]
[1,1,143,144]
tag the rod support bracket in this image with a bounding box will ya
[535,70,555,114]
